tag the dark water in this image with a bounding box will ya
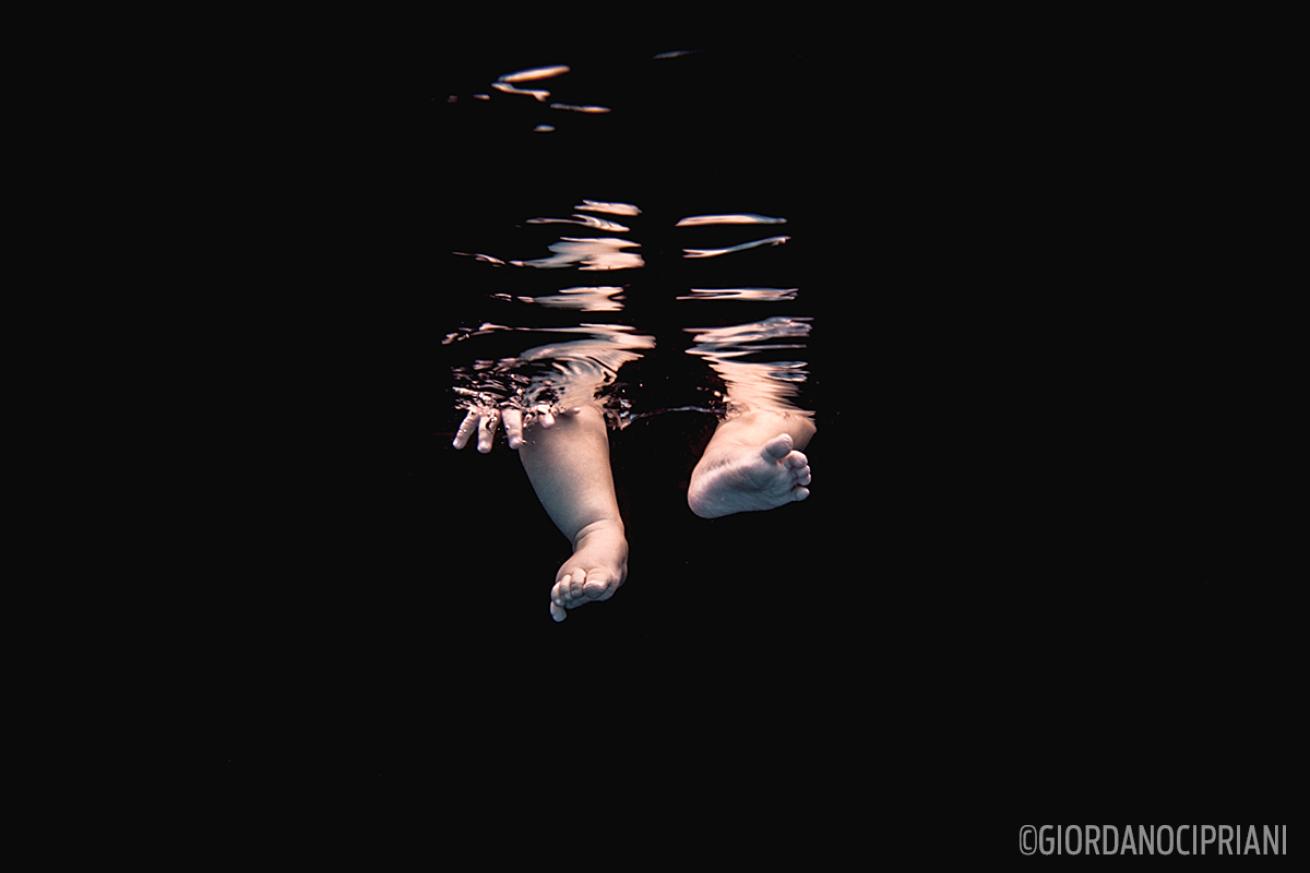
[217,35,1295,830]
[216,44,870,778]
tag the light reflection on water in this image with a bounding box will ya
[491,286,627,311]
[452,323,655,418]
[577,200,640,216]
[685,317,814,420]
[490,81,552,102]
[675,287,798,302]
[682,235,790,259]
[526,214,631,232]
[454,235,643,271]
[674,213,787,227]
[450,193,813,425]
[500,65,571,83]
[510,237,644,271]
[479,64,613,123]
[549,103,612,114]
[444,50,814,428]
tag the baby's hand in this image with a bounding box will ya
[452,404,557,453]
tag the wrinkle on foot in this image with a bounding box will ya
[687,432,812,519]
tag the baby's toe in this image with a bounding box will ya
[762,434,794,460]
[566,569,586,603]
[582,569,615,601]
[551,575,570,607]
[792,486,811,501]
[795,465,812,486]
[550,600,568,622]
[783,450,808,470]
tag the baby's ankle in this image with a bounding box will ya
[572,518,625,548]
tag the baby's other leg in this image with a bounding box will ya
[687,408,816,519]
[520,402,628,621]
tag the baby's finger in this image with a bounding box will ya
[502,408,524,449]
[533,405,556,429]
[477,410,499,453]
[453,410,481,449]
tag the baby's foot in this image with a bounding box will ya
[549,520,628,623]
[687,433,812,519]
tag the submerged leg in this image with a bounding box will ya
[519,402,628,621]
[687,408,816,519]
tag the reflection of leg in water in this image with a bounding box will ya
[520,402,628,622]
[683,317,816,518]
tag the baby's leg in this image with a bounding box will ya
[520,402,628,621]
[687,408,816,519]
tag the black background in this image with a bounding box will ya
[211,23,1297,856]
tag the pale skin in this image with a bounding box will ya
[453,401,814,621]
